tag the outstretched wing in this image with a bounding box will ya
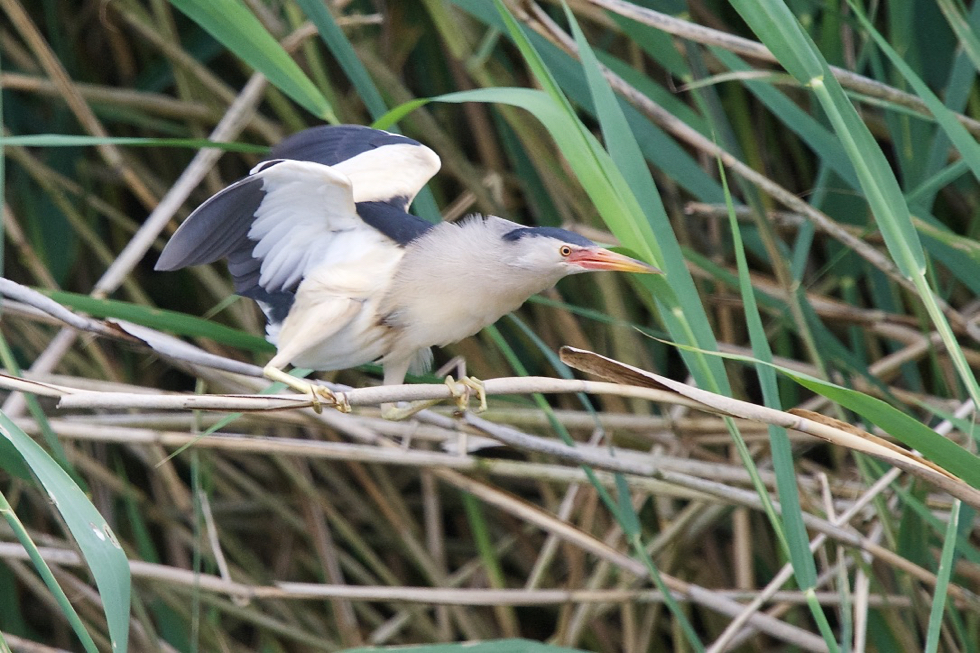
[269,125,438,211]
[155,125,441,325]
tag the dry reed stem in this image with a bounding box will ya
[0,540,919,608]
[7,367,970,506]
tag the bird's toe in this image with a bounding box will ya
[314,385,350,413]
[381,401,425,420]
[444,375,487,415]
[461,376,487,413]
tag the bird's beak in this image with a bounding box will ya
[568,247,663,274]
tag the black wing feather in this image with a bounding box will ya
[270,125,423,168]
[356,201,432,246]
[157,125,432,273]
[155,177,265,272]
[156,125,438,325]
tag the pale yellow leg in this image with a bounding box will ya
[263,365,350,414]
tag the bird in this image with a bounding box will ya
[156,125,661,417]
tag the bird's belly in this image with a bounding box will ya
[392,290,525,354]
[289,316,389,370]
[277,249,401,371]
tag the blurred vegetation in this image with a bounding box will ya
[3,0,980,651]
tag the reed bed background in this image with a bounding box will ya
[2,0,980,651]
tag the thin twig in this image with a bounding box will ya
[0,540,918,608]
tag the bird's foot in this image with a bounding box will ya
[298,382,351,414]
[381,400,433,420]
[444,375,487,415]
[264,365,349,414]
[307,388,323,414]
[312,384,351,414]
[379,376,486,421]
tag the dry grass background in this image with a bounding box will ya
[2,0,980,651]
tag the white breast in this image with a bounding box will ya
[379,218,563,362]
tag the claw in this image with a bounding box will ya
[378,373,486,421]
[264,365,348,414]
[444,376,466,414]
[381,401,427,420]
[444,375,487,415]
[461,376,487,413]
[307,388,323,414]
[316,385,350,413]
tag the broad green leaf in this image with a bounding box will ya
[1,134,266,152]
[0,412,131,652]
[0,334,74,481]
[42,290,274,353]
[794,377,980,488]
[372,99,431,131]
[168,0,335,122]
[0,489,98,652]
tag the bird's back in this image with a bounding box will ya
[156,125,441,354]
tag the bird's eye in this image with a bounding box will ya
[559,245,572,257]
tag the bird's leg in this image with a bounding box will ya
[435,355,467,379]
[380,358,428,420]
[379,375,487,421]
[378,358,486,422]
[263,365,350,414]
[444,375,484,457]
[379,377,488,421]
[464,377,487,413]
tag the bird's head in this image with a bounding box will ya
[500,226,662,279]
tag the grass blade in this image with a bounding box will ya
[924,500,963,653]
[666,342,980,489]
[730,0,980,444]
[43,290,274,353]
[1,134,266,152]
[293,0,385,121]
[851,2,980,184]
[0,489,99,652]
[717,159,821,591]
[0,412,131,652]
[293,0,442,223]
[167,0,335,122]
